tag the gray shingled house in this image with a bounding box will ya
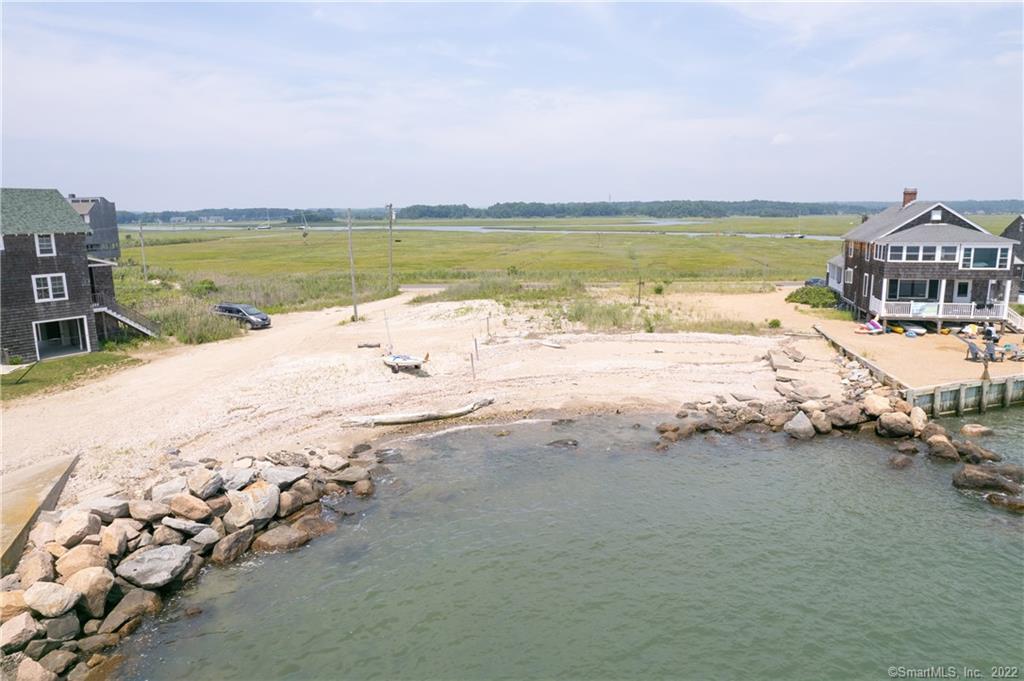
[1000,214,1023,303]
[826,188,1023,332]
[1,188,158,363]
[68,194,121,260]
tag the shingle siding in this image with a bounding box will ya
[0,233,98,361]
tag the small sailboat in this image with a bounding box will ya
[383,352,429,372]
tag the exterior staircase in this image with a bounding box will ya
[93,294,161,338]
[1006,307,1024,334]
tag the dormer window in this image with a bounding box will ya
[35,233,56,257]
[930,209,942,222]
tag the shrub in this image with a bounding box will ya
[146,299,241,344]
[188,278,219,296]
[785,286,838,308]
[653,284,665,295]
[8,355,23,365]
[768,318,781,328]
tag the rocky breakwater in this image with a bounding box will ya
[0,445,386,681]
[654,355,1022,516]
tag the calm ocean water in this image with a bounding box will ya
[119,412,1023,681]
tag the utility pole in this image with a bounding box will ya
[346,209,359,321]
[138,220,148,281]
[386,203,395,291]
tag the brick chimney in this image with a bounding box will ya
[902,188,918,207]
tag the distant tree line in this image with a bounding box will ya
[118,199,1023,224]
[398,199,1024,220]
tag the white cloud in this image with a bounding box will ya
[770,132,793,146]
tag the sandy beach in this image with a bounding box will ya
[0,289,845,504]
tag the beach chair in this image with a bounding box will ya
[1002,343,1024,361]
[965,341,983,362]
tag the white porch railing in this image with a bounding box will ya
[869,299,1009,320]
[1007,307,1024,332]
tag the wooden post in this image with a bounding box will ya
[486,313,491,338]
[932,386,942,418]
[474,337,479,361]
[979,381,988,414]
[1002,378,1012,408]
[346,209,359,321]
[470,353,476,380]
[956,385,965,416]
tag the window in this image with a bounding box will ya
[83,215,91,224]
[889,246,904,261]
[922,246,936,261]
[35,233,56,257]
[931,209,942,221]
[961,247,1010,269]
[0,234,4,251]
[865,246,870,263]
[862,273,869,294]
[844,268,853,284]
[32,273,68,302]
[956,281,970,298]
[905,246,921,261]
[887,279,934,300]
[847,243,854,258]
[940,246,957,262]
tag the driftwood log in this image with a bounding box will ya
[344,397,495,427]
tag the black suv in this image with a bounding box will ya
[213,303,271,329]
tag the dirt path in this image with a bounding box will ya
[2,290,841,503]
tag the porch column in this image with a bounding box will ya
[938,279,947,318]
[880,278,887,319]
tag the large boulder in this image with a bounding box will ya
[98,588,161,635]
[0,590,29,621]
[22,582,80,618]
[16,551,55,588]
[875,412,913,438]
[115,545,192,589]
[952,464,1023,495]
[43,611,79,641]
[76,633,119,654]
[251,525,310,553]
[16,657,57,681]
[960,423,993,437]
[28,522,56,549]
[221,468,257,492]
[277,491,304,518]
[210,527,254,565]
[909,407,928,436]
[261,466,308,488]
[38,650,77,676]
[150,477,188,505]
[244,481,280,528]
[784,411,816,440]
[809,410,832,434]
[152,525,185,545]
[926,435,960,462]
[63,567,114,619]
[54,512,101,548]
[99,525,127,557]
[985,463,1024,483]
[54,545,108,579]
[187,469,223,500]
[187,528,221,554]
[329,467,370,483]
[77,498,129,523]
[983,493,1024,514]
[319,455,349,473]
[128,500,171,523]
[861,394,892,418]
[289,479,321,505]
[955,440,1002,464]
[161,517,210,536]
[353,479,375,497]
[168,494,212,522]
[1,611,42,653]
[919,421,948,442]
[827,404,866,429]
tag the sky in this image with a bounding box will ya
[2,2,1022,210]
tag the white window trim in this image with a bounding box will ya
[862,273,869,296]
[847,243,854,258]
[31,315,91,362]
[32,273,69,303]
[844,268,853,284]
[35,233,56,257]
[959,246,1011,271]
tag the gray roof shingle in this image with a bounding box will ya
[1,188,90,235]
[842,200,989,242]
[877,223,1015,245]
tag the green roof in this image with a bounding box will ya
[1,188,90,235]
